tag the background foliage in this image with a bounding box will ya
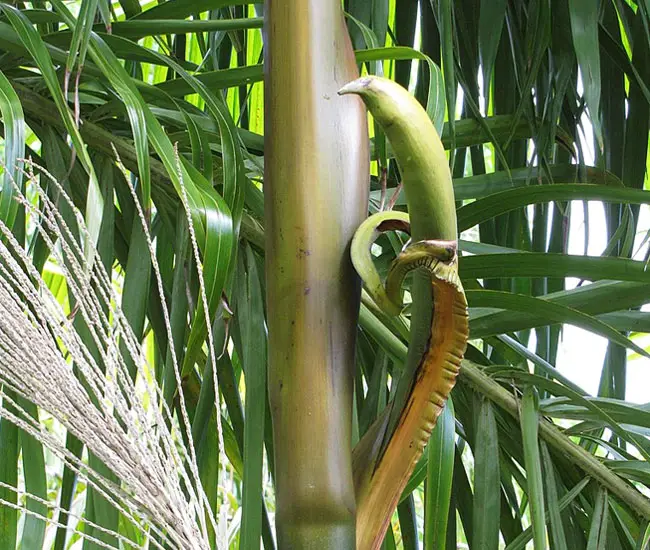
[1,0,650,548]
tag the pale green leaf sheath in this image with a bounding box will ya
[341,76,469,549]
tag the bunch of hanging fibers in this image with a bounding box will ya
[0,159,227,549]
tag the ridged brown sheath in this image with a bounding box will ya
[264,2,369,547]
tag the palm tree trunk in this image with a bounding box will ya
[264,1,369,547]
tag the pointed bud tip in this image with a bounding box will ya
[337,76,374,96]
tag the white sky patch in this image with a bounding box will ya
[556,200,611,397]
[553,74,650,402]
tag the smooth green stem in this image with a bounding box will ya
[264,0,368,546]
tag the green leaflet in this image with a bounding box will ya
[521,387,547,550]
[460,253,650,283]
[235,245,267,550]
[472,398,500,550]
[586,488,609,549]
[478,0,507,96]
[458,184,650,232]
[132,0,248,20]
[0,69,25,230]
[424,398,455,550]
[1,5,103,267]
[64,0,98,80]
[569,0,603,150]
[505,478,591,550]
[0,401,18,550]
[470,281,650,337]
[467,289,650,359]
[540,443,569,550]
